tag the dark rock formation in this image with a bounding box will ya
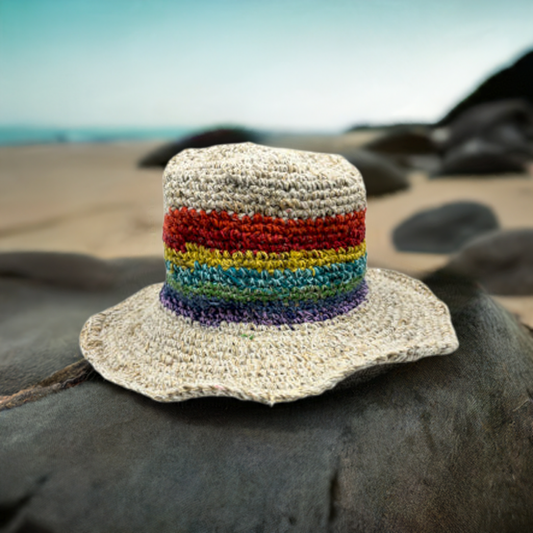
[439,50,533,125]
[363,126,437,155]
[436,138,529,175]
[444,228,533,295]
[0,252,118,290]
[1,254,533,531]
[436,99,533,154]
[345,122,430,133]
[138,127,261,168]
[433,100,533,175]
[0,252,164,396]
[393,201,499,254]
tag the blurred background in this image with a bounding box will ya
[1,0,533,323]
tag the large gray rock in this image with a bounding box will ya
[445,229,533,295]
[436,138,530,175]
[363,126,437,155]
[393,201,500,254]
[0,252,164,396]
[433,100,533,175]
[140,132,410,198]
[437,99,533,153]
[1,254,533,532]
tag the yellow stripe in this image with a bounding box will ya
[164,242,366,273]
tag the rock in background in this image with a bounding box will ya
[360,125,437,156]
[444,228,533,295]
[393,201,499,254]
[433,100,533,176]
[0,252,164,396]
[322,147,409,197]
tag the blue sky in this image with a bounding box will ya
[1,0,532,131]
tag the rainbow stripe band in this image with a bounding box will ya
[164,242,366,273]
[163,208,366,253]
[160,280,368,326]
[160,205,368,326]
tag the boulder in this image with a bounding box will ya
[363,126,437,155]
[0,252,164,396]
[0,252,118,290]
[1,254,533,532]
[392,201,499,254]
[138,127,260,168]
[439,50,533,125]
[444,228,533,295]
[433,100,533,175]
[435,137,531,175]
[437,100,533,154]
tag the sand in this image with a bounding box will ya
[1,138,533,326]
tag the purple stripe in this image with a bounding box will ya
[159,281,368,327]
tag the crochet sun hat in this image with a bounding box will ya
[80,142,458,405]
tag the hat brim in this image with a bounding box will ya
[79,269,458,405]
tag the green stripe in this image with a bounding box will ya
[165,272,364,303]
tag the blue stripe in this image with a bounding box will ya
[165,254,367,292]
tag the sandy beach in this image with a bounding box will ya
[1,137,533,325]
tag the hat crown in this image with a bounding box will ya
[163,142,367,218]
[160,143,368,326]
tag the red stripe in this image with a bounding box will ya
[163,207,366,253]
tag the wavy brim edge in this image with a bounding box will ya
[79,268,459,405]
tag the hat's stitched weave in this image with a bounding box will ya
[164,270,366,302]
[163,208,366,253]
[79,143,460,405]
[159,145,370,326]
[160,280,368,326]
[163,241,366,271]
[164,256,367,291]
[163,148,367,219]
[160,220,368,322]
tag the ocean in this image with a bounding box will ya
[0,126,196,146]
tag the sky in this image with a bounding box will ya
[1,0,532,131]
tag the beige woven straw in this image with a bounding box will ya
[80,143,458,405]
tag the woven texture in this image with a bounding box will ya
[80,143,458,404]
[80,271,458,404]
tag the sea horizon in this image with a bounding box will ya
[0,121,433,147]
[0,125,204,147]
